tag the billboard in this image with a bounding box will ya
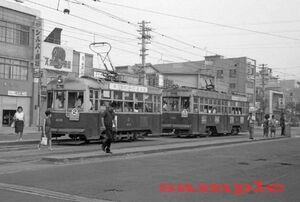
[42,42,73,72]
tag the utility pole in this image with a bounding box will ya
[138,21,151,85]
[259,64,268,119]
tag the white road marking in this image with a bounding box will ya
[0,182,114,202]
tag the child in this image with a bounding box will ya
[38,110,53,150]
[270,115,277,137]
[263,114,270,138]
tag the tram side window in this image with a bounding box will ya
[199,97,204,112]
[194,97,199,113]
[100,90,111,112]
[94,91,99,111]
[124,92,134,112]
[47,92,53,109]
[154,95,161,112]
[135,93,144,112]
[163,98,168,111]
[113,91,123,112]
[145,94,153,112]
[54,91,65,110]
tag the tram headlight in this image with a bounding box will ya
[56,75,64,88]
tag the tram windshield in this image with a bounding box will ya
[54,91,65,110]
[163,97,190,112]
[68,91,84,110]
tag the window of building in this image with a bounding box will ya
[229,83,236,89]
[0,57,28,80]
[217,70,223,78]
[229,69,237,78]
[0,20,30,46]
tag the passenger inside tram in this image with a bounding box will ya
[54,91,64,109]
[75,96,83,109]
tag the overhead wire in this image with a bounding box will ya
[96,0,300,41]
[20,0,300,79]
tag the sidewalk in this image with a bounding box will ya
[0,126,40,143]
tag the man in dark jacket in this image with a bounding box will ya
[280,112,285,136]
[101,102,116,153]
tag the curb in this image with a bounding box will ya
[0,140,40,146]
[41,136,289,163]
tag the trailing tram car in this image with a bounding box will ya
[46,76,162,142]
[162,87,249,137]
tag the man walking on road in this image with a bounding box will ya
[280,112,285,136]
[247,112,255,140]
[101,102,116,154]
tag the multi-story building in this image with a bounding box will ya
[0,1,40,127]
[116,55,256,101]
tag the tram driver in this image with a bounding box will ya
[75,96,83,109]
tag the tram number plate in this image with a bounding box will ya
[55,118,63,122]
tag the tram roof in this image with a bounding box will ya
[163,87,247,100]
[47,76,162,94]
[47,77,101,91]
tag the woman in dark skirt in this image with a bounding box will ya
[14,106,25,141]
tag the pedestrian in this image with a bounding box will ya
[38,110,53,150]
[280,112,285,136]
[13,106,25,141]
[101,102,116,154]
[270,115,277,137]
[247,112,255,140]
[263,114,270,138]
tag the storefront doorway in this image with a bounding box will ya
[2,110,16,127]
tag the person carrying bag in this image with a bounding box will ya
[38,110,53,150]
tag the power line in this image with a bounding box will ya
[96,0,300,41]
[23,0,138,38]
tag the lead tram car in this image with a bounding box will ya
[162,87,249,137]
[46,76,162,142]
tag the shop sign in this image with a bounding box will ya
[8,91,27,96]
[42,42,73,72]
[109,83,148,93]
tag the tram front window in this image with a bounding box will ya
[68,92,84,110]
[54,91,65,110]
[181,97,190,111]
[47,92,53,109]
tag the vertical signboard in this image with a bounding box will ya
[34,17,43,83]
[79,53,85,77]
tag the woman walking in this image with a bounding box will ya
[38,110,53,150]
[14,106,25,141]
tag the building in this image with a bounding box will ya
[202,55,256,103]
[279,79,300,90]
[116,55,256,101]
[0,1,40,127]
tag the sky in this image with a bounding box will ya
[11,0,300,80]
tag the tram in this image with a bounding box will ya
[162,87,249,137]
[46,76,162,141]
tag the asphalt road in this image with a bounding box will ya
[0,136,299,202]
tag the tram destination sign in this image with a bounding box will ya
[109,83,148,93]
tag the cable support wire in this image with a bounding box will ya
[23,0,138,38]
[96,0,300,41]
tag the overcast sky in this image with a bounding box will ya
[15,0,300,80]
